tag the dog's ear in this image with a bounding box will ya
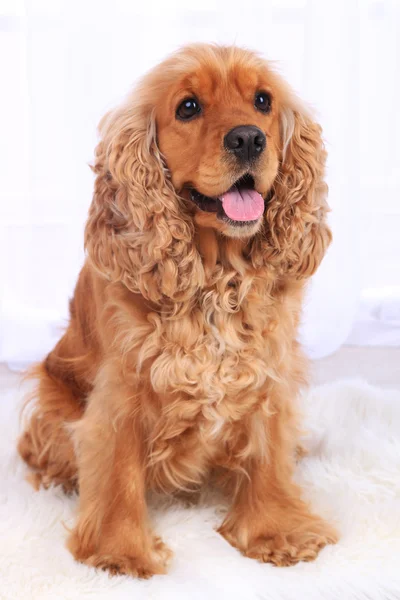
[84,102,203,308]
[263,105,331,278]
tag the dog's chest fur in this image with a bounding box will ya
[135,267,300,492]
[151,287,273,402]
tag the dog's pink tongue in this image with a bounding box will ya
[220,187,264,221]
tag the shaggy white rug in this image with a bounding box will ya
[1,380,400,600]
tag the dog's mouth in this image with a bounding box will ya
[189,174,265,226]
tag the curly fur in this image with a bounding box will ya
[18,44,336,577]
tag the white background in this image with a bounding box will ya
[1,0,399,366]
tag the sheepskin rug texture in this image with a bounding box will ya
[1,380,400,600]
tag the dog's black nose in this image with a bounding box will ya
[224,125,266,162]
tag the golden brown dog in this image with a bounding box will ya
[18,44,336,577]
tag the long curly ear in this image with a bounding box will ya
[84,100,203,308]
[264,104,332,278]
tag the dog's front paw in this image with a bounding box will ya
[68,530,172,578]
[84,548,169,578]
[219,512,337,567]
[245,526,337,566]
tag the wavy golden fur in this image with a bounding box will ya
[18,44,336,577]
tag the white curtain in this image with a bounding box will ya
[1,0,399,368]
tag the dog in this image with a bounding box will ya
[18,43,337,577]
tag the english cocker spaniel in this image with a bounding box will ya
[18,44,336,577]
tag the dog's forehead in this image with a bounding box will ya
[174,62,273,104]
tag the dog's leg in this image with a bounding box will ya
[218,404,337,566]
[67,366,172,578]
[18,361,82,493]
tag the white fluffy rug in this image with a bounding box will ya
[1,380,400,600]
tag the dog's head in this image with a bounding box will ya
[155,46,283,238]
[86,44,330,304]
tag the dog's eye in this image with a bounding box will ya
[176,97,201,121]
[254,92,272,114]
